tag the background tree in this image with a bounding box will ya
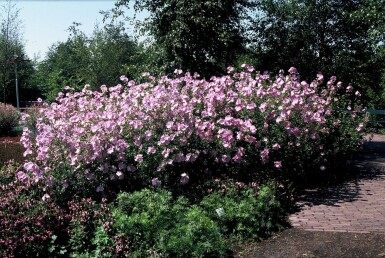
[351,0,385,107]
[106,0,255,78]
[34,23,141,102]
[250,0,382,107]
[0,0,31,106]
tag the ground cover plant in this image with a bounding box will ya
[0,65,367,257]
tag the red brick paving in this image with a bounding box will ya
[289,134,385,233]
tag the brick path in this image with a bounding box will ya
[289,134,385,233]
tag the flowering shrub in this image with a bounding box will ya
[19,66,366,198]
[0,162,66,258]
[0,104,20,136]
[21,104,43,136]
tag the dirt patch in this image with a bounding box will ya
[0,136,21,144]
[235,228,385,258]
[0,136,24,164]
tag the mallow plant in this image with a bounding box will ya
[18,65,366,200]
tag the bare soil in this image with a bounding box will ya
[235,228,385,258]
[0,136,24,164]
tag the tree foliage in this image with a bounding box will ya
[250,0,383,106]
[350,0,385,106]
[34,23,140,102]
[107,0,255,78]
[0,0,32,105]
[29,0,385,108]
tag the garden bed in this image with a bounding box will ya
[0,136,24,165]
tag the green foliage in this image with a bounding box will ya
[66,198,113,257]
[34,23,141,102]
[107,0,254,78]
[251,0,384,107]
[200,181,284,240]
[0,103,19,135]
[156,206,228,258]
[112,189,185,254]
[0,1,37,106]
[112,189,230,257]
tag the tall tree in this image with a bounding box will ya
[351,0,385,107]
[251,0,381,106]
[0,0,25,105]
[34,23,141,102]
[106,0,255,78]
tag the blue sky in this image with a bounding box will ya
[14,0,136,60]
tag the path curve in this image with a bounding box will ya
[289,134,385,233]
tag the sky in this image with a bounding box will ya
[12,0,135,60]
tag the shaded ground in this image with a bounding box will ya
[0,136,24,165]
[236,228,385,258]
[236,134,385,258]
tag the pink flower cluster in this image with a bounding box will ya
[19,66,364,192]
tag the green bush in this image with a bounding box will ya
[112,189,230,257]
[200,181,284,240]
[156,206,228,258]
[0,104,20,136]
[66,198,114,257]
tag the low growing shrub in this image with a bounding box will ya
[0,163,66,258]
[156,206,228,258]
[65,198,114,257]
[111,189,230,257]
[0,104,20,136]
[200,181,284,240]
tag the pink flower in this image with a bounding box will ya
[116,171,124,179]
[42,194,51,202]
[259,102,267,113]
[288,67,297,74]
[272,143,281,150]
[134,154,144,163]
[316,73,324,81]
[17,171,30,184]
[147,147,156,154]
[120,75,128,83]
[260,148,269,163]
[274,161,282,169]
[356,123,364,132]
[174,69,183,75]
[245,135,256,143]
[180,173,189,185]
[227,66,235,73]
[221,155,231,163]
[151,178,161,187]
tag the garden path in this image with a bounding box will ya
[289,134,385,233]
